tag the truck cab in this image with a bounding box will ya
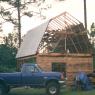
[0,63,65,95]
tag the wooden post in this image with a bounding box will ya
[17,0,21,47]
[84,0,87,30]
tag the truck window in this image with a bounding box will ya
[21,65,39,73]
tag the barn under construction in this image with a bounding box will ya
[16,12,93,84]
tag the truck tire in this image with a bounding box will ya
[6,86,10,93]
[46,82,60,95]
[0,84,6,95]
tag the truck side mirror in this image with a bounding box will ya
[31,69,35,73]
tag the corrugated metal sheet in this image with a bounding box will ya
[16,20,49,58]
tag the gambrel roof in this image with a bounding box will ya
[16,12,92,58]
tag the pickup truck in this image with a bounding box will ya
[0,63,65,95]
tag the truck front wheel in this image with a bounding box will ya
[0,84,6,95]
[46,82,60,95]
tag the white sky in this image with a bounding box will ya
[2,0,95,36]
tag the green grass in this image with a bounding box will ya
[7,87,95,95]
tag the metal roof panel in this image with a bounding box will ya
[16,20,49,58]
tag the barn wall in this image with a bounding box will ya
[36,53,93,84]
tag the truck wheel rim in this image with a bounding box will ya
[49,87,57,94]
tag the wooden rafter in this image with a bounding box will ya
[38,12,92,54]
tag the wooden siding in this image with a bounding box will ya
[36,53,93,85]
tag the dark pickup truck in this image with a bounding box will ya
[0,63,65,95]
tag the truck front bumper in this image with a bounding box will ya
[58,80,66,88]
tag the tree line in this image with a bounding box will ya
[0,32,18,72]
[0,0,52,72]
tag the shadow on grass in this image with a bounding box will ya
[8,93,45,95]
[7,88,46,95]
[7,87,95,95]
[7,87,75,95]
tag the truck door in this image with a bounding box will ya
[21,65,44,86]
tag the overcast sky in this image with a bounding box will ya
[2,0,95,36]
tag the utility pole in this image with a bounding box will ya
[84,0,87,30]
[17,0,21,47]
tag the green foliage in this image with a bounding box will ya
[0,30,19,72]
[0,32,18,72]
[90,23,95,69]
[90,22,95,37]
[0,44,17,72]
[93,48,95,69]
[0,65,16,72]
[4,32,19,48]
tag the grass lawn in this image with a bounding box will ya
[7,87,95,95]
